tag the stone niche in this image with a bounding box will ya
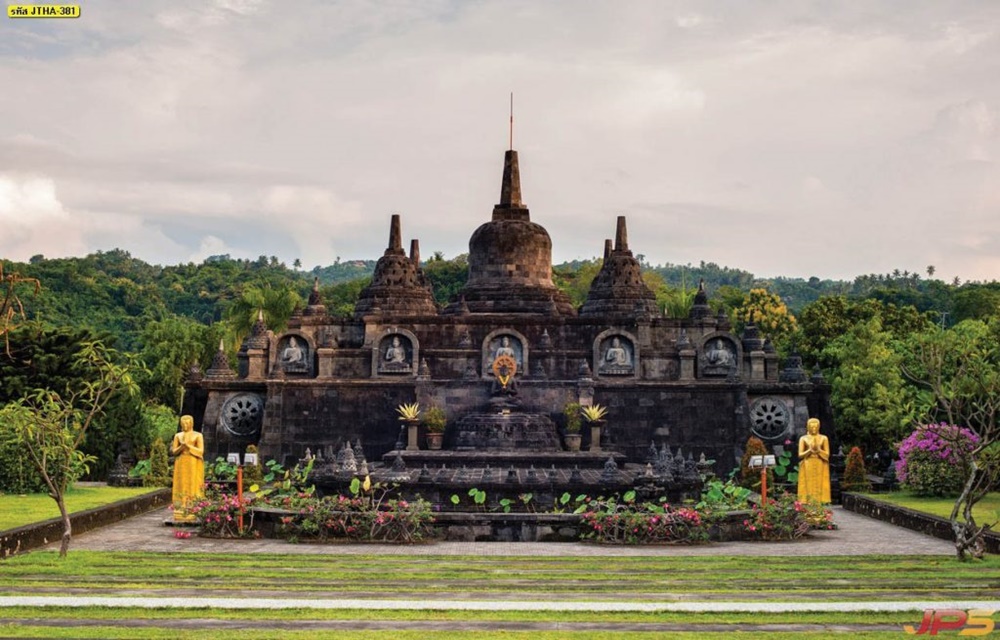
[593,329,638,379]
[373,329,419,377]
[275,333,313,376]
[481,329,528,379]
[699,334,739,378]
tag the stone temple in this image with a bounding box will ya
[183,146,833,490]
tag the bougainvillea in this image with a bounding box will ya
[896,423,979,496]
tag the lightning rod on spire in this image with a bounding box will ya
[509,92,513,151]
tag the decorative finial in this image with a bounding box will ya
[388,214,403,252]
[409,239,420,266]
[603,239,612,261]
[614,216,628,252]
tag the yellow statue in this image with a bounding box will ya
[797,417,831,503]
[171,415,205,523]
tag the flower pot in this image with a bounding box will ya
[564,433,582,452]
[426,432,444,450]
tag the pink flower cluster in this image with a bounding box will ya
[896,423,979,482]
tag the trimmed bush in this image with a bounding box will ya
[842,446,870,492]
[144,438,171,488]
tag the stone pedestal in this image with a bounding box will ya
[406,422,419,451]
[317,348,336,378]
[589,424,603,453]
[679,349,696,381]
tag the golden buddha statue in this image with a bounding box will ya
[797,417,831,503]
[171,414,205,523]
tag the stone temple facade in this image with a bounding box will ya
[183,148,833,476]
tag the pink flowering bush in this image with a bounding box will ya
[275,492,433,543]
[743,493,811,541]
[188,490,256,538]
[896,423,979,496]
[579,496,708,545]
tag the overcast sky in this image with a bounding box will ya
[2,1,999,282]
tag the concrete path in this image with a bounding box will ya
[1,596,998,612]
[49,505,955,556]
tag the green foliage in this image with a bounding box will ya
[578,495,708,545]
[743,493,812,541]
[773,446,798,484]
[422,406,447,433]
[144,438,170,488]
[137,317,219,409]
[224,282,302,347]
[552,260,602,308]
[272,486,434,543]
[824,317,915,454]
[319,277,370,317]
[242,445,263,485]
[842,446,870,492]
[563,402,582,433]
[205,457,238,482]
[904,451,968,497]
[0,425,45,493]
[423,253,469,305]
[696,478,753,512]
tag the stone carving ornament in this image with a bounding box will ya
[220,393,265,438]
[599,336,634,375]
[279,335,309,373]
[749,396,790,440]
[379,334,412,373]
[701,337,736,377]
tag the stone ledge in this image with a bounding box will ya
[841,492,999,555]
[0,488,171,558]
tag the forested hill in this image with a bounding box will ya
[4,250,998,355]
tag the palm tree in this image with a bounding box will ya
[224,283,302,346]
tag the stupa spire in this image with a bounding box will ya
[387,214,403,253]
[603,239,612,261]
[614,216,629,252]
[498,150,523,208]
[409,239,420,266]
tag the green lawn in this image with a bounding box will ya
[863,490,1000,523]
[0,486,161,531]
[2,552,997,638]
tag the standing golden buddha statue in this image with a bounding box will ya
[171,415,205,523]
[797,417,831,503]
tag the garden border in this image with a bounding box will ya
[841,492,999,555]
[0,488,171,558]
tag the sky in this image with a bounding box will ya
[1,1,999,283]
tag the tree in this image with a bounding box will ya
[900,320,1000,559]
[0,341,138,557]
[733,288,798,352]
[224,282,302,346]
[823,317,915,455]
[0,261,40,354]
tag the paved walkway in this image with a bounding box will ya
[50,505,955,556]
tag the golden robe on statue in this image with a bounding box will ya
[797,418,831,503]
[171,415,205,522]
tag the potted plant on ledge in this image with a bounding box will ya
[423,406,447,450]
[396,402,421,451]
[563,402,583,452]
[581,404,608,452]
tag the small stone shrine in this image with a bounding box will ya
[183,144,834,497]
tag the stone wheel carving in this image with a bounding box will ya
[749,397,790,440]
[221,393,264,437]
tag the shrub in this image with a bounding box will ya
[578,495,708,545]
[274,491,434,543]
[563,402,582,433]
[0,428,45,493]
[144,438,171,488]
[423,407,447,433]
[842,446,870,492]
[896,423,979,497]
[740,436,772,490]
[189,489,255,538]
[744,492,811,541]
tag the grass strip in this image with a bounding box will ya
[0,487,160,531]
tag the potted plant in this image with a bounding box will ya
[396,402,421,451]
[423,406,447,450]
[581,404,608,452]
[563,402,583,452]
